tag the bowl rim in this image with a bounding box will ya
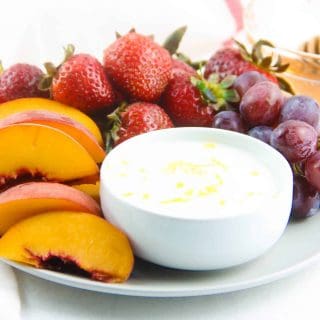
[100,127,293,222]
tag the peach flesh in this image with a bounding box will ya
[0,182,101,234]
[0,98,103,145]
[0,110,106,163]
[0,212,134,283]
[0,123,99,186]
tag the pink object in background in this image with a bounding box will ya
[224,0,245,45]
[226,0,244,32]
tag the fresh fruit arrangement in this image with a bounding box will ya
[0,27,319,283]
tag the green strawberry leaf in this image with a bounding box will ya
[277,76,295,95]
[260,56,273,68]
[234,39,250,60]
[203,88,217,103]
[190,77,206,91]
[191,72,240,108]
[104,103,127,152]
[220,75,236,89]
[44,62,57,76]
[254,39,275,49]
[208,73,220,84]
[63,44,75,63]
[175,52,206,71]
[224,89,240,103]
[175,52,191,64]
[276,63,290,73]
[163,26,187,55]
[38,75,53,92]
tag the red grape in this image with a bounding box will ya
[305,151,320,191]
[291,175,320,219]
[280,95,320,132]
[239,81,283,127]
[248,126,273,144]
[233,71,266,98]
[212,111,246,133]
[270,120,317,163]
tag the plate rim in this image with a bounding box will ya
[3,250,320,298]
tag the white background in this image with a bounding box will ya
[1,0,236,66]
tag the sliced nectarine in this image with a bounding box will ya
[0,98,103,145]
[71,181,100,202]
[0,123,99,185]
[0,110,106,163]
[0,182,101,234]
[0,211,134,283]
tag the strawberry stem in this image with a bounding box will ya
[38,44,75,93]
[234,39,290,73]
[104,103,127,151]
[191,73,240,111]
[63,44,75,63]
[233,39,294,94]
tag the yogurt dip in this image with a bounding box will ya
[100,127,293,269]
[103,130,278,219]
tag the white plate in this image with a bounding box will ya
[3,213,320,297]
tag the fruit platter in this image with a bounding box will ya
[1,26,320,297]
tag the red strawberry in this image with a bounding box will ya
[162,70,215,127]
[0,63,48,103]
[103,32,172,102]
[161,70,239,127]
[52,53,115,113]
[204,47,276,83]
[204,40,291,90]
[106,102,173,147]
[171,59,196,76]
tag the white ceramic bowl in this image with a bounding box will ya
[100,128,293,270]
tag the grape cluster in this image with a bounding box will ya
[211,71,320,219]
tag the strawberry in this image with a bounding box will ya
[39,45,115,113]
[162,70,215,127]
[171,59,196,77]
[106,102,173,148]
[204,40,293,93]
[103,32,172,102]
[52,53,115,113]
[0,63,48,103]
[161,70,239,127]
[204,47,277,82]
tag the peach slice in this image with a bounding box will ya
[0,98,103,145]
[0,123,99,185]
[0,182,101,234]
[0,211,134,283]
[70,174,100,185]
[0,110,106,163]
[71,181,100,202]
